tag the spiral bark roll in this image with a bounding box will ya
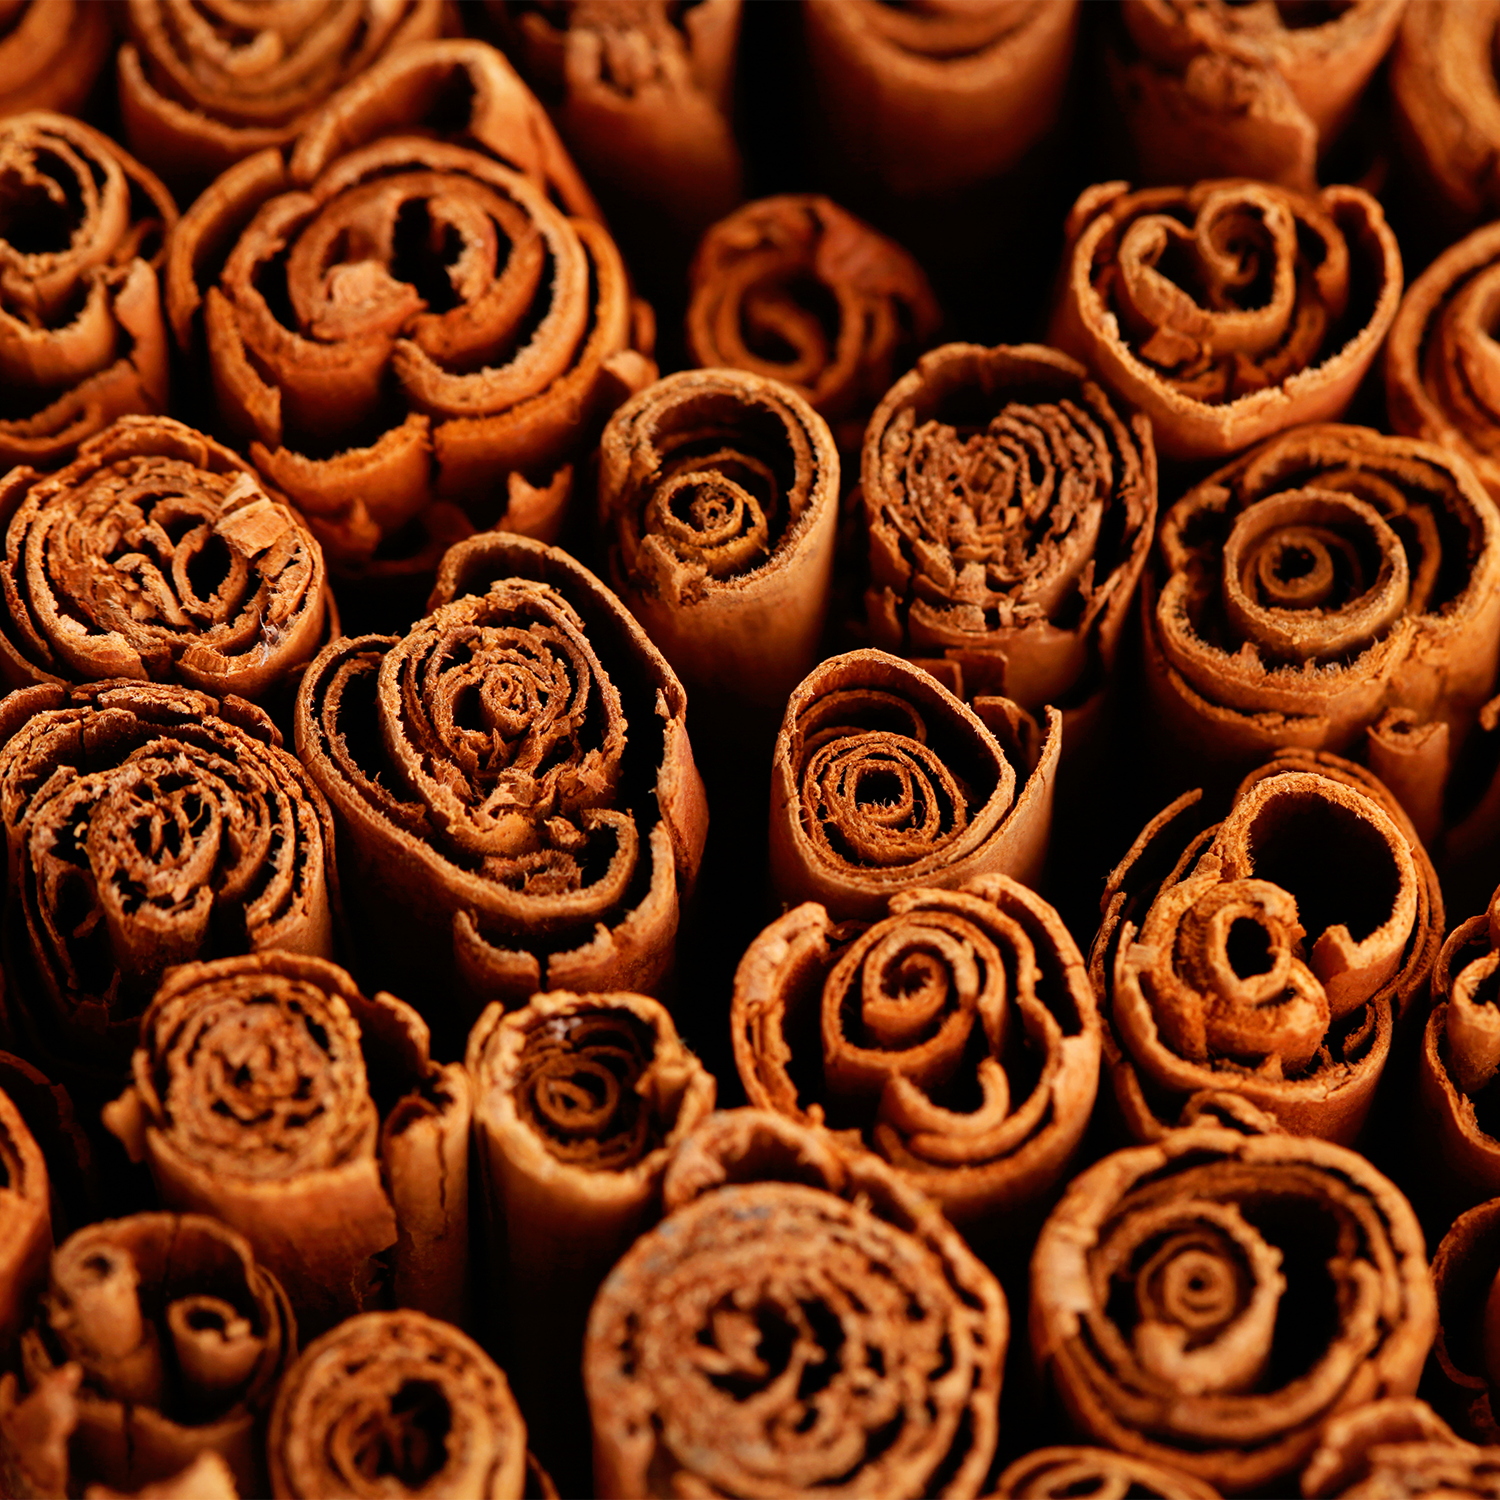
[0,681,335,1088]
[598,367,840,710]
[800,0,1079,201]
[295,533,708,1017]
[0,2,112,118]
[1140,424,1500,833]
[0,114,177,471]
[989,1447,1223,1500]
[732,874,1099,1230]
[1030,1125,1436,1495]
[486,0,744,251]
[467,989,714,1470]
[9,1213,293,1497]
[1429,1198,1500,1445]
[585,1108,1008,1500]
[166,124,650,577]
[104,952,470,1335]
[0,416,327,702]
[267,1309,527,1500]
[685,195,941,445]
[118,0,447,190]
[1091,751,1441,1142]
[1106,0,1405,192]
[770,648,1060,920]
[863,342,1157,717]
[1052,180,1402,461]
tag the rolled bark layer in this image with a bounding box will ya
[267,1309,526,1500]
[1432,1197,1500,1444]
[0,114,177,471]
[1391,2,1500,231]
[468,989,714,1472]
[1030,1125,1436,1495]
[486,0,744,249]
[1091,751,1441,1142]
[118,0,447,190]
[1387,222,1500,508]
[1415,884,1500,1214]
[770,648,1060,918]
[1301,1398,1500,1498]
[801,0,1080,200]
[732,874,1099,1229]
[598,368,840,709]
[1052,180,1401,461]
[295,533,708,1016]
[862,342,1157,714]
[1140,424,1500,833]
[166,123,650,578]
[585,1108,1008,1500]
[104,951,470,1335]
[0,416,327,701]
[685,195,941,444]
[0,2,112,117]
[989,1447,1223,1500]
[10,1212,293,1498]
[0,681,335,1087]
[1106,0,1405,192]
[0,1079,49,1357]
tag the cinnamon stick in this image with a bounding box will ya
[597,367,841,711]
[1091,750,1442,1142]
[770,648,1060,918]
[294,533,708,1017]
[1301,1398,1500,1498]
[1052,180,1402,461]
[0,416,328,702]
[5,1212,294,1497]
[988,1447,1222,1500]
[0,681,336,1088]
[584,1107,1008,1499]
[1030,1123,1436,1494]
[732,874,1099,1232]
[862,342,1156,717]
[685,195,941,448]
[0,2,112,118]
[104,951,470,1335]
[0,114,177,471]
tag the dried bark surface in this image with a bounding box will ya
[0,2,112,118]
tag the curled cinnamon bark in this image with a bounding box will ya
[862,342,1157,716]
[770,648,1060,919]
[1301,1399,1500,1498]
[801,0,1079,200]
[598,368,840,709]
[0,681,335,1088]
[732,874,1099,1231]
[118,0,447,190]
[1106,0,1405,193]
[1091,751,1441,1142]
[1031,1124,1436,1495]
[104,951,469,1335]
[0,1079,49,1357]
[6,1212,293,1498]
[0,3,112,117]
[166,120,650,578]
[485,0,743,250]
[1052,180,1402,461]
[685,195,941,446]
[295,533,708,1016]
[989,1447,1222,1500]
[585,1107,1008,1500]
[0,416,327,702]
[267,1309,526,1500]
[0,114,177,471]
[1431,1197,1500,1444]
[1413,884,1500,1214]
[468,989,714,1473]
[1140,424,1500,833]
[1387,223,1500,509]
[1391,3,1500,231]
